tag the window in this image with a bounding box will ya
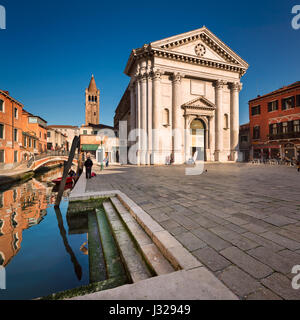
[271,123,278,135]
[224,114,229,129]
[29,138,31,148]
[14,151,18,163]
[297,95,300,107]
[282,122,288,134]
[0,99,4,112]
[163,109,170,126]
[251,105,261,116]
[23,135,27,147]
[14,129,18,142]
[95,96,97,102]
[282,97,295,110]
[14,107,18,118]
[93,131,98,135]
[253,126,260,140]
[241,136,248,143]
[34,140,36,149]
[83,130,87,135]
[0,124,3,139]
[44,133,47,140]
[0,150,4,163]
[47,132,51,138]
[294,120,300,133]
[268,100,278,112]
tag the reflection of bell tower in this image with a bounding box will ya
[85,75,100,125]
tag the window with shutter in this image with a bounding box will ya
[282,99,286,110]
[297,95,300,107]
[291,96,295,108]
[268,102,272,112]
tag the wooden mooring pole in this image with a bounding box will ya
[55,136,80,208]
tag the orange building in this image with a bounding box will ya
[0,90,48,168]
[0,90,24,167]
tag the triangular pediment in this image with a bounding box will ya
[151,26,248,68]
[182,96,216,110]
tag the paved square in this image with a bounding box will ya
[87,163,300,300]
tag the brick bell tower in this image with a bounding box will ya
[85,75,100,125]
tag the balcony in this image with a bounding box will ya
[269,132,300,141]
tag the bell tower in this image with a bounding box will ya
[85,75,100,125]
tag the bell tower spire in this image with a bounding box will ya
[85,75,100,125]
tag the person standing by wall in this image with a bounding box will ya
[84,155,93,179]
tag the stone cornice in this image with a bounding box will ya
[125,46,247,78]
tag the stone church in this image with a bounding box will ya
[114,26,249,164]
[85,75,100,125]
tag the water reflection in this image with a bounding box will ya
[0,167,89,299]
[0,167,71,268]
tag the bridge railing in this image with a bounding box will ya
[26,150,79,168]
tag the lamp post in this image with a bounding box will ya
[100,139,104,171]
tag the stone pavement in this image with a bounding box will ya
[87,163,300,300]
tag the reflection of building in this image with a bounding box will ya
[0,90,48,169]
[47,127,67,151]
[249,81,300,160]
[239,123,250,162]
[0,180,48,267]
[114,26,248,164]
[47,125,79,151]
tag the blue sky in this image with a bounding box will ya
[0,0,299,126]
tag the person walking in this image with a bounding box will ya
[84,155,93,179]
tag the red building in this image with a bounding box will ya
[249,81,300,160]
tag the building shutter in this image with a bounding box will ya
[282,99,286,110]
[297,95,300,107]
[275,100,279,110]
[269,124,272,135]
[268,102,272,112]
[291,96,295,108]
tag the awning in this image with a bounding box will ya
[81,144,99,151]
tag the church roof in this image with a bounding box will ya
[88,75,97,92]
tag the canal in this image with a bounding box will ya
[0,167,90,300]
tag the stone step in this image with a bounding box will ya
[103,200,153,283]
[110,197,174,276]
[95,208,127,280]
[88,211,107,283]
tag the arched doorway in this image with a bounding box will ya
[190,118,206,161]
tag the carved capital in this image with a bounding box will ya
[214,80,226,90]
[171,72,182,84]
[231,82,243,92]
[153,69,162,81]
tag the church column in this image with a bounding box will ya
[230,82,242,161]
[184,115,190,162]
[152,69,162,164]
[172,73,183,164]
[214,80,225,161]
[209,115,215,161]
[147,71,153,165]
[140,62,147,165]
[135,73,141,165]
[129,81,136,139]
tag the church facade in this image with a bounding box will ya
[114,27,249,164]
